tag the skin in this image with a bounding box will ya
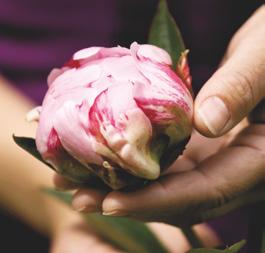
[0,78,121,252]
[0,78,219,253]
[64,5,265,229]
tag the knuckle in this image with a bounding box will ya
[218,68,256,114]
[211,184,234,207]
[231,70,255,105]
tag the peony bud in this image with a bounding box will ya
[36,42,193,189]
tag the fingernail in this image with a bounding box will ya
[198,96,230,135]
[102,210,127,217]
[72,196,99,212]
[74,205,88,212]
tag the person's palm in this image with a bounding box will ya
[67,120,264,225]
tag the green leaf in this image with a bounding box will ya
[44,188,169,253]
[187,240,246,253]
[148,0,185,67]
[227,240,246,253]
[13,135,54,169]
[42,188,73,205]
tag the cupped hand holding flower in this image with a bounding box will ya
[55,5,265,225]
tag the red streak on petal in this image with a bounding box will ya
[89,91,109,144]
[89,89,124,146]
[158,64,187,92]
[45,128,92,176]
[135,98,186,124]
[47,128,63,156]
[64,58,81,68]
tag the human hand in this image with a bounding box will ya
[50,215,220,253]
[50,219,122,253]
[54,6,265,225]
[64,121,264,225]
[194,5,265,137]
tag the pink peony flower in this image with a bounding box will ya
[35,42,193,189]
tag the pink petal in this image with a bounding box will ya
[133,42,172,65]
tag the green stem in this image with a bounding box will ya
[181,226,203,248]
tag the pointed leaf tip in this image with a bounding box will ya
[13,135,54,170]
[148,0,185,67]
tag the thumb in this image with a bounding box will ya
[194,47,265,137]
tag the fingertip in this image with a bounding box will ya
[194,95,231,138]
[194,53,264,137]
[72,189,107,213]
[102,182,166,217]
[102,191,128,216]
[53,174,78,190]
[194,111,218,138]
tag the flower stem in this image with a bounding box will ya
[181,226,203,248]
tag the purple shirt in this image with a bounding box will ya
[0,0,119,102]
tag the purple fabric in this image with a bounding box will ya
[208,207,249,247]
[0,0,120,103]
[0,0,263,249]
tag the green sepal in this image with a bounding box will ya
[148,0,185,68]
[13,135,54,170]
